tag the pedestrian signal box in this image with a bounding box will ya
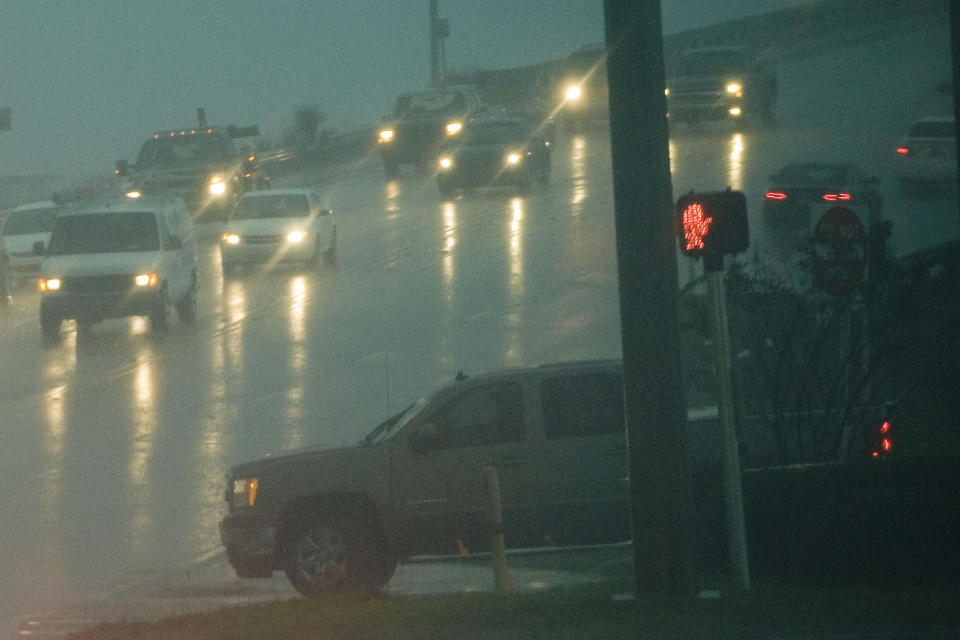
[676,189,749,261]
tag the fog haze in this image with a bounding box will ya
[0,0,810,180]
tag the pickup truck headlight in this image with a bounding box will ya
[287,230,307,244]
[379,128,394,143]
[230,477,259,509]
[209,175,227,196]
[134,273,158,287]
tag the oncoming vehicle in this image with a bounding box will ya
[556,44,608,128]
[666,46,776,125]
[220,189,337,274]
[436,114,551,197]
[0,201,58,286]
[116,122,267,221]
[895,116,958,184]
[36,195,198,337]
[377,85,485,177]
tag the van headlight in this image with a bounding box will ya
[230,477,259,509]
[209,175,227,196]
[134,273,158,287]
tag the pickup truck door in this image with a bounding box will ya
[528,370,631,545]
[391,379,535,557]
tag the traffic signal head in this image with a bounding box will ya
[676,189,749,259]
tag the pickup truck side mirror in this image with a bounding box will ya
[33,241,45,256]
[409,422,439,454]
[115,159,130,177]
[167,235,183,251]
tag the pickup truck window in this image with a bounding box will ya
[541,373,624,439]
[429,383,524,449]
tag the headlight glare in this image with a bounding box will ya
[726,82,742,94]
[439,156,453,170]
[446,121,462,135]
[287,230,307,244]
[565,84,582,101]
[40,278,61,292]
[507,153,521,165]
[222,233,240,245]
[134,273,158,287]
[379,129,394,142]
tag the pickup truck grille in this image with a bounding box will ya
[243,234,283,244]
[62,275,133,294]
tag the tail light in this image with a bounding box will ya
[822,193,852,201]
[765,191,787,200]
[865,420,893,459]
[896,146,909,155]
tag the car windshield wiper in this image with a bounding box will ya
[362,404,412,445]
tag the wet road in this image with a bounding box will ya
[2,10,958,635]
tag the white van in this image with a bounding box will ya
[37,195,198,337]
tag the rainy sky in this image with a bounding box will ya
[0,0,810,180]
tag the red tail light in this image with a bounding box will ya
[822,193,852,201]
[765,191,787,200]
[896,146,909,155]
[867,420,893,459]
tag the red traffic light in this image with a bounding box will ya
[676,189,749,260]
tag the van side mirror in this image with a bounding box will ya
[167,235,183,250]
[115,159,130,177]
[33,241,45,256]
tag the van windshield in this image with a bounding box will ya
[47,212,160,255]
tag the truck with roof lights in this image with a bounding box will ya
[115,112,268,221]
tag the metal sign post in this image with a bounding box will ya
[704,254,751,591]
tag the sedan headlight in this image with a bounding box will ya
[379,128,394,143]
[221,233,240,245]
[39,277,61,292]
[230,477,259,509]
[287,230,307,244]
[209,175,227,196]
[446,121,462,136]
[134,273,158,287]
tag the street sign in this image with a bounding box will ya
[811,206,866,296]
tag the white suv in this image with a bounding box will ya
[37,195,198,338]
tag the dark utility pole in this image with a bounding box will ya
[430,0,441,87]
[604,0,696,596]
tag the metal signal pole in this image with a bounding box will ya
[604,0,697,596]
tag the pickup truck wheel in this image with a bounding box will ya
[150,286,170,333]
[175,286,197,324]
[284,515,393,597]
[40,306,61,339]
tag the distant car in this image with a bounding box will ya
[377,85,486,178]
[665,46,777,126]
[0,201,59,285]
[895,116,957,184]
[763,162,883,221]
[556,44,609,128]
[436,114,551,197]
[220,189,337,274]
[37,195,198,337]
